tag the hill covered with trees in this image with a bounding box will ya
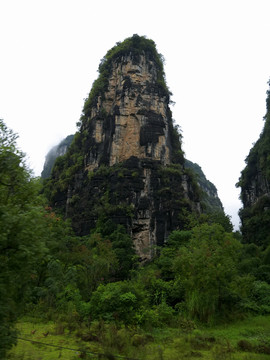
[238,80,270,248]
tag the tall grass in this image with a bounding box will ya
[7,315,270,360]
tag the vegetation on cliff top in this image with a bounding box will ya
[81,34,169,120]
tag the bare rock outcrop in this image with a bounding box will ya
[82,53,172,172]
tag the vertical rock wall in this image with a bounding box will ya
[82,54,172,171]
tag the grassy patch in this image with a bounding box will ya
[202,315,270,346]
[7,315,270,359]
[7,319,100,360]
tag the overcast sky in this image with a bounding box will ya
[1,0,270,230]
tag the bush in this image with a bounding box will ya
[89,281,145,324]
[136,301,175,329]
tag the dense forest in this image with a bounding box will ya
[1,36,270,359]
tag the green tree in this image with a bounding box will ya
[0,120,48,357]
[89,280,146,324]
[71,233,118,300]
[173,223,241,323]
[94,219,138,280]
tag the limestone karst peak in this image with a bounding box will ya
[44,35,225,260]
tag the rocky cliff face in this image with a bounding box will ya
[45,35,218,260]
[241,171,270,209]
[43,136,223,212]
[238,81,270,247]
[81,55,173,171]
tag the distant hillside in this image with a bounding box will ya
[41,135,74,178]
[185,160,223,213]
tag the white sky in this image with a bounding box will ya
[1,0,270,230]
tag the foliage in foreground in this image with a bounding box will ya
[7,315,270,359]
[0,119,49,357]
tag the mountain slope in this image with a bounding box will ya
[238,80,270,247]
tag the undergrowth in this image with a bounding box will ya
[7,315,270,360]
